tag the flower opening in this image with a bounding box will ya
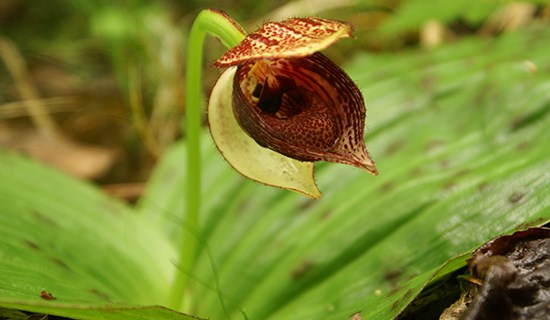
[208,15,377,198]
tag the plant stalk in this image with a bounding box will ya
[168,9,245,311]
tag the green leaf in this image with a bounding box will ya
[0,303,202,320]
[140,24,550,319]
[380,0,498,34]
[0,151,199,319]
[2,16,550,320]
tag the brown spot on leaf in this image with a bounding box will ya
[442,181,456,191]
[50,258,70,271]
[508,191,525,204]
[25,240,40,251]
[88,288,111,301]
[478,181,490,192]
[515,218,546,230]
[298,198,316,212]
[384,140,404,155]
[515,141,529,150]
[380,182,395,193]
[291,260,315,281]
[392,290,414,312]
[424,139,444,152]
[39,290,56,300]
[410,167,424,177]
[384,268,403,285]
[30,209,56,227]
[387,286,401,297]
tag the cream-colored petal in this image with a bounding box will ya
[208,67,321,199]
[214,17,352,67]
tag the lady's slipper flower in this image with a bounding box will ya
[208,16,377,198]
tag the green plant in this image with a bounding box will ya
[1,7,549,320]
[175,8,378,310]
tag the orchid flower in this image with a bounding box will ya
[208,12,377,199]
[173,10,377,309]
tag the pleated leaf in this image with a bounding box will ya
[139,24,550,319]
[0,152,197,320]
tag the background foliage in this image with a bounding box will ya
[1,0,549,319]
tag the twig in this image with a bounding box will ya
[0,96,77,119]
[0,37,60,137]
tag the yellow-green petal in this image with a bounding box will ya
[208,67,321,199]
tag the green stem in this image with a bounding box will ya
[168,9,245,311]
